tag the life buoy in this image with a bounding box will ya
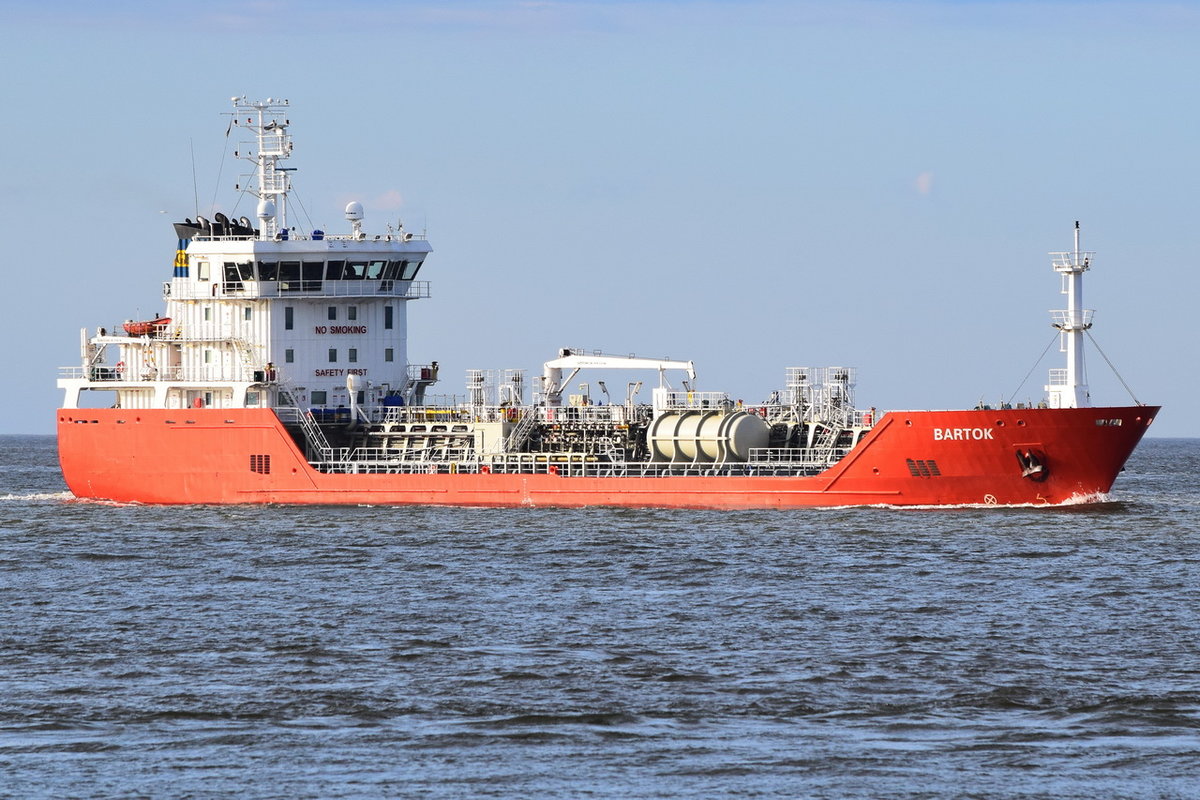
[115,361,125,376]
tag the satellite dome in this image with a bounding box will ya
[345,201,364,222]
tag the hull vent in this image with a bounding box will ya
[250,454,272,474]
[906,458,941,478]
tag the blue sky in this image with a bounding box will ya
[2,0,1196,435]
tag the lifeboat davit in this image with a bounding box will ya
[123,317,171,337]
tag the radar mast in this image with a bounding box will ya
[230,96,292,241]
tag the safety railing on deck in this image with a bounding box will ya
[164,280,431,300]
[58,365,269,384]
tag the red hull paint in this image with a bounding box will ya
[57,406,1157,508]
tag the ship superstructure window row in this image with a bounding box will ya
[239,258,423,286]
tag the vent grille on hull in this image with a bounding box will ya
[906,459,941,478]
[250,454,272,474]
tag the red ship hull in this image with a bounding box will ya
[57,405,1157,507]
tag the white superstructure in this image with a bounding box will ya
[57,96,438,413]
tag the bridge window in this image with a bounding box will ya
[345,261,367,280]
[197,261,210,281]
[302,261,323,290]
[325,260,346,280]
[366,260,387,279]
[278,261,301,291]
[224,261,253,285]
[257,261,278,281]
[400,260,423,280]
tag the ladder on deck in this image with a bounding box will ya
[502,408,541,453]
[295,409,335,462]
[274,382,335,462]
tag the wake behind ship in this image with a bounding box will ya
[56,98,1158,507]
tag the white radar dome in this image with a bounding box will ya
[257,199,276,220]
[344,201,364,222]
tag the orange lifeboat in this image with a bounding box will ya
[123,317,171,337]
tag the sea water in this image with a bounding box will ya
[1,435,1196,799]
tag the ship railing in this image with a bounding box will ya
[187,231,428,243]
[853,408,879,427]
[373,403,638,427]
[377,405,477,424]
[258,133,292,156]
[1050,309,1094,329]
[186,234,257,243]
[747,447,849,467]
[164,279,431,300]
[61,364,266,384]
[318,448,478,474]
[101,322,173,339]
[540,404,632,425]
[1050,250,1095,272]
[407,363,440,383]
[659,391,733,410]
[310,450,842,479]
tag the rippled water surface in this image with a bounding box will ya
[2,435,1197,798]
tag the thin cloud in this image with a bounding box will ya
[375,189,405,211]
[915,171,934,196]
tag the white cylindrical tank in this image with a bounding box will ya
[648,410,770,463]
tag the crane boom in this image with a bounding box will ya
[542,350,696,407]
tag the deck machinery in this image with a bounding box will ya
[291,351,874,479]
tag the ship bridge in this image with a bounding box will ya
[58,96,438,416]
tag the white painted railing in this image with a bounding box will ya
[163,279,431,300]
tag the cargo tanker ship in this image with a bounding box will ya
[56,98,1157,507]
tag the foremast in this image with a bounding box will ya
[1046,221,1093,409]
